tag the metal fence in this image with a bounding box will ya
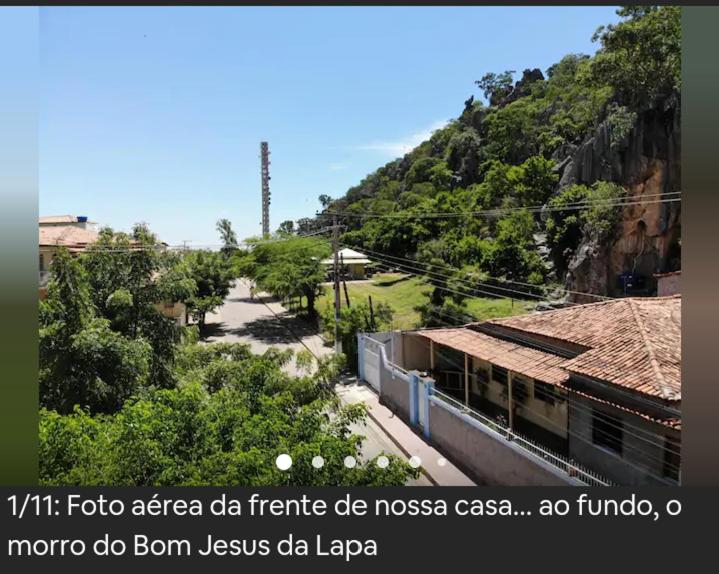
[431,388,612,487]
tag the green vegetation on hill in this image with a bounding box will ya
[324,7,680,307]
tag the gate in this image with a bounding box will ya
[363,337,382,392]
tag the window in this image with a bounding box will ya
[39,253,45,272]
[512,376,529,404]
[592,409,623,455]
[534,381,556,405]
[492,365,508,387]
[663,437,681,482]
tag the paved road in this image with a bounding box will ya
[203,281,431,486]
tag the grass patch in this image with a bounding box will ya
[317,273,533,330]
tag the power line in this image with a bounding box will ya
[363,259,681,440]
[350,243,614,301]
[325,193,681,220]
[351,243,611,303]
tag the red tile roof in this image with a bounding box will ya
[39,225,99,249]
[413,328,570,386]
[485,296,681,402]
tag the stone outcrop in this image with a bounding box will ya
[557,95,681,298]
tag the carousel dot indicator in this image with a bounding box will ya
[275,453,292,471]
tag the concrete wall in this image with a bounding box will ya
[401,334,431,373]
[568,395,679,486]
[379,364,411,423]
[427,396,579,486]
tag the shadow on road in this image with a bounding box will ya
[205,312,326,346]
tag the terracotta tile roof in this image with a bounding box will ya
[413,328,570,386]
[566,386,681,430]
[39,225,99,249]
[485,296,681,401]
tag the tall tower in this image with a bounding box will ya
[260,141,271,237]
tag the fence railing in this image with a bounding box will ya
[431,388,612,487]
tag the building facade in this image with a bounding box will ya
[367,296,681,486]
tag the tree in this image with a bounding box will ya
[277,220,295,235]
[39,248,152,414]
[475,70,515,106]
[82,224,196,388]
[216,219,239,256]
[481,210,545,282]
[318,194,333,209]
[185,250,234,331]
[39,342,419,486]
[414,240,473,328]
[320,301,393,371]
[245,237,330,317]
[588,6,680,108]
[545,182,625,272]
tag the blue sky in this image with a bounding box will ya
[40,6,620,246]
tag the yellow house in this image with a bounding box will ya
[321,247,371,280]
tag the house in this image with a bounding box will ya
[39,219,100,298]
[367,295,681,486]
[39,214,97,229]
[321,248,371,280]
[38,216,188,326]
[654,270,681,296]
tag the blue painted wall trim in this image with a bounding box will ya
[409,372,419,426]
[423,379,433,439]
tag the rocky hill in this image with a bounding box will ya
[318,7,680,303]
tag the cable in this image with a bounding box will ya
[325,193,682,220]
[347,243,614,301]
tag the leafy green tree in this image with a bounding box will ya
[414,240,474,327]
[318,194,333,209]
[475,70,516,106]
[216,218,239,256]
[481,210,545,282]
[83,224,196,388]
[320,301,394,371]
[244,237,330,317]
[277,220,295,235]
[39,248,152,414]
[545,182,626,271]
[588,6,680,108]
[39,342,418,486]
[185,250,234,331]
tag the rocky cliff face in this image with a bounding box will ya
[556,95,681,299]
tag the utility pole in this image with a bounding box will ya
[260,141,271,238]
[333,214,342,354]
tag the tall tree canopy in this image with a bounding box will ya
[241,236,330,317]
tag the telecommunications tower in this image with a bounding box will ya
[260,141,271,237]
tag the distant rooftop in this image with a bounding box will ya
[39,226,99,249]
[39,215,96,225]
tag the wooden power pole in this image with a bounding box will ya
[333,214,342,354]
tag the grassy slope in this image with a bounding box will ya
[317,273,533,330]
